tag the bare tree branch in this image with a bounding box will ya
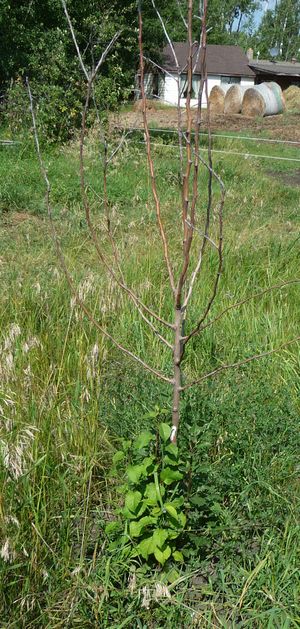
[181,336,300,390]
[151,0,179,69]
[176,0,188,28]
[185,279,300,340]
[61,0,89,81]
[143,56,179,82]
[79,85,174,342]
[138,3,175,294]
[151,0,184,177]
[26,79,173,385]
[185,219,219,250]
[92,30,122,81]
[175,0,194,310]
[61,2,175,333]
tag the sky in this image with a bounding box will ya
[253,0,276,27]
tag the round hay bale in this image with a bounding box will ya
[242,82,284,117]
[224,85,248,114]
[209,85,229,114]
[284,85,300,111]
[267,82,285,112]
[241,88,265,117]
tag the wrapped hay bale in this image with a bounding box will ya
[284,85,300,111]
[268,81,286,112]
[224,85,248,114]
[241,87,265,116]
[209,85,230,114]
[242,82,285,117]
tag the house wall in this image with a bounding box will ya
[161,73,254,107]
[241,77,255,87]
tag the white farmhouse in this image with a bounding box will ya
[138,43,255,107]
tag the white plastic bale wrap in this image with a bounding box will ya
[242,82,285,117]
[224,85,249,114]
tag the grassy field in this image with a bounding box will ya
[0,124,299,627]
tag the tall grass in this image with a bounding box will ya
[0,129,299,626]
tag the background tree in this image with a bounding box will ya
[253,0,300,59]
[0,0,260,140]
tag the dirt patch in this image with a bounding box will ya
[267,169,300,187]
[112,109,300,143]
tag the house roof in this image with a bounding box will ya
[161,43,255,78]
[249,60,300,77]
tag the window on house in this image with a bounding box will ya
[152,74,159,97]
[221,76,241,84]
[180,73,200,98]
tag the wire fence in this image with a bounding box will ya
[124,126,300,147]
[116,126,300,165]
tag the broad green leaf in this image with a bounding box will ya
[144,482,159,505]
[211,502,223,514]
[178,512,187,528]
[172,550,184,563]
[125,490,142,517]
[127,458,154,483]
[154,544,171,565]
[143,410,159,419]
[105,521,121,534]
[152,528,169,549]
[167,528,180,540]
[150,506,161,516]
[133,431,154,450]
[129,516,156,538]
[159,422,171,442]
[167,568,180,583]
[165,443,178,457]
[163,455,179,466]
[160,467,183,485]
[136,536,155,559]
[108,535,128,551]
[127,464,144,483]
[164,503,178,520]
[141,456,155,471]
[171,496,184,508]
[112,450,125,465]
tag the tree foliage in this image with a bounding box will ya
[2,0,298,139]
[253,0,300,60]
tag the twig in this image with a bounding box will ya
[175,0,194,310]
[182,140,225,314]
[61,0,89,81]
[63,4,175,333]
[27,79,173,384]
[151,0,184,178]
[176,0,188,28]
[79,84,174,342]
[92,31,122,81]
[181,336,300,390]
[138,3,175,294]
[61,0,121,81]
[185,279,300,340]
[185,219,218,249]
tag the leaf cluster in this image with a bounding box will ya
[105,421,187,569]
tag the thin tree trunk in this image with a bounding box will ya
[171,307,183,443]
